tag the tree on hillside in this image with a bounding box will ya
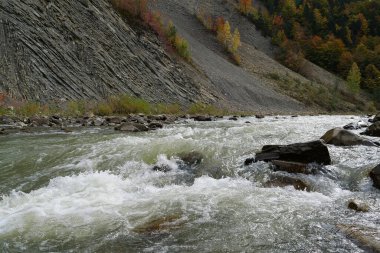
[347,62,361,93]
[239,0,252,14]
[230,28,241,53]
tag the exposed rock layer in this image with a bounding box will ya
[0,0,208,104]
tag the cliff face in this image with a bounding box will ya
[0,0,207,103]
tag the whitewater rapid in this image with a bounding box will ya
[0,115,379,252]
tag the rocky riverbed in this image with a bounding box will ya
[0,114,379,252]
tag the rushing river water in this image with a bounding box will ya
[0,115,379,252]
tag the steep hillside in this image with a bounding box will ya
[153,0,368,112]
[0,0,218,105]
[0,0,313,113]
[152,0,307,113]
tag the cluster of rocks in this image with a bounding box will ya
[244,114,380,192]
[341,113,380,137]
[0,114,182,134]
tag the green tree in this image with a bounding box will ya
[347,62,361,93]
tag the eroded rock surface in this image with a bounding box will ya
[0,0,207,104]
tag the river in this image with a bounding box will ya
[0,115,379,252]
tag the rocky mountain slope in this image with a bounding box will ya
[0,0,219,105]
[0,0,311,113]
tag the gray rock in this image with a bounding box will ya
[0,116,13,124]
[148,122,164,130]
[347,200,369,212]
[369,164,380,189]
[29,116,49,126]
[106,117,123,125]
[362,122,380,137]
[321,128,378,146]
[343,121,368,130]
[115,122,149,132]
[148,115,167,121]
[93,117,104,126]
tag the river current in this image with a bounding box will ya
[0,115,379,252]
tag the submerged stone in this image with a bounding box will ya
[178,151,204,166]
[264,174,311,191]
[132,214,183,234]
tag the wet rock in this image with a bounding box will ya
[152,165,172,173]
[254,140,331,165]
[271,160,318,174]
[361,122,380,137]
[115,123,149,132]
[264,174,311,191]
[148,122,164,130]
[49,116,62,125]
[244,158,256,166]
[343,121,368,130]
[255,115,265,119]
[347,200,369,212]
[229,116,238,121]
[29,116,49,126]
[61,127,73,133]
[83,112,95,119]
[192,115,213,122]
[337,224,380,253]
[178,151,204,166]
[148,115,167,121]
[92,117,104,126]
[245,121,251,124]
[106,116,123,124]
[0,116,13,124]
[15,121,27,128]
[0,128,7,135]
[321,128,378,146]
[373,113,380,123]
[369,164,380,189]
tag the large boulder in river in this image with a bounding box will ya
[361,122,380,137]
[369,164,380,189]
[254,140,331,165]
[321,128,378,146]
